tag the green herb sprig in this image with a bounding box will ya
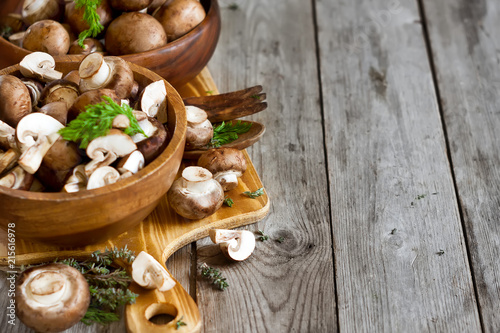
[74,0,104,47]
[176,316,187,330]
[59,96,146,149]
[224,196,234,207]
[256,229,269,241]
[209,120,252,148]
[200,263,228,291]
[243,187,264,199]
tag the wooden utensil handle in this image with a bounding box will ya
[125,268,201,333]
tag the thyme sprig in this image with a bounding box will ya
[176,316,187,330]
[224,196,234,207]
[59,96,146,149]
[209,120,252,148]
[243,187,264,199]
[200,263,229,291]
[74,0,104,47]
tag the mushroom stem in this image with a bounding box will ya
[181,166,213,193]
[131,251,176,292]
[215,172,238,189]
[79,53,111,90]
[28,271,67,305]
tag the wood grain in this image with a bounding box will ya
[200,0,337,332]
[316,0,481,331]
[422,0,500,331]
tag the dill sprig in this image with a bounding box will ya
[59,96,146,149]
[243,187,264,199]
[209,120,252,148]
[200,263,229,291]
[74,0,104,47]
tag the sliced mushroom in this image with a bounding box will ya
[22,0,61,25]
[140,80,167,122]
[0,149,20,175]
[22,20,70,56]
[8,31,26,47]
[167,166,224,219]
[131,251,176,291]
[0,75,32,127]
[0,166,34,190]
[79,53,135,99]
[18,131,60,174]
[136,117,168,164]
[112,114,130,129]
[15,263,90,333]
[0,120,18,151]
[19,52,63,83]
[63,164,87,193]
[209,229,256,261]
[116,150,145,174]
[87,166,120,190]
[85,129,137,176]
[197,148,247,191]
[185,105,213,150]
[39,79,80,109]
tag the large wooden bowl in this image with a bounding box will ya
[0,0,221,88]
[0,56,187,247]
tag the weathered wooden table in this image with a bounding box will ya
[1,0,499,331]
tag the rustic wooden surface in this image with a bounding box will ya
[1,0,500,332]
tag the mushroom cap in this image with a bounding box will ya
[209,229,256,262]
[68,38,104,55]
[197,148,247,191]
[136,117,168,164]
[131,251,176,291]
[22,20,70,56]
[154,0,206,42]
[109,0,153,12]
[16,112,64,151]
[0,75,32,127]
[19,52,63,82]
[65,0,113,35]
[22,0,61,26]
[68,88,120,121]
[167,166,224,219]
[39,101,69,125]
[117,150,145,174]
[105,12,167,55]
[87,165,121,190]
[86,129,137,161]
[39,79,80,109]
[185,106,213,150]
[15,263,90,333]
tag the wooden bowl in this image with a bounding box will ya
[0,56,187,247]
[0,0,221,88]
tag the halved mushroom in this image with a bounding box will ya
[116,150,145,175]
[209,229,256,261]
[85,129,137,176]
[39,79,80,110]
[15,263,90,333]
[19,52,63,83]
[167,166,224,219]
[0,149,20,175]
[63,164,87,193]
[0,75,32,127]
[18,131,60,174]
[185,105,213,150]
[140,80,167,122]
[131,251,176,291]
[79,53,135,99]
[197,148,247,191]
[22,20,70,56]
[22,0,61,25]
[0,166,34,190]
[16,113,64,152]
[87,166,120,190]
[112,114,130,129]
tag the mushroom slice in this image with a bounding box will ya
[0,120,17,151]
[117,150,145,174]
[8,31,26,47]
[209,229,256,262]
[0,166,34,190]
[87,166,120,190]
[19,52,63,83]
[132,251,176,291]
[198,148,247,191]
[140,80,167,122]
[112,114,130,129]
[63,164,87,193]
[16,113,64,151]
[131,116,156,143]
[167,166,224,220]
[15,263,90,333]
[85,129,137,176]
[185,105,213,150]
[18,132,60,174]
[21,78,44,107]
[0,149,20,175]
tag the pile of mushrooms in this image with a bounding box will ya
[0,51,170,192]
[0,0,206,56]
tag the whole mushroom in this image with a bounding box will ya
[154,0,206,42]
[21,0,61,25]
[185,105,213,150]
[65,0,113,35]
[197,148,247,191]
[15,263,90,333]
[0,75,32,127]
[22,20,70,56]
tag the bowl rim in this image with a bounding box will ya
[0,0,219,60]
[0,58,187,201]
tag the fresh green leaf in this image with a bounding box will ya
[74,0,104,47]
[59,96,146,149]
[243,187,264,199]
[81,307,120,326]
[209,121,252,148]
[224,196,234,207]
[200,263,228,290]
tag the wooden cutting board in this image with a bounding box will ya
[0,68,270,333]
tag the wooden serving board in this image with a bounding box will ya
[0,68,270,333]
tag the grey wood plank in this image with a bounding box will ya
[316,0,481,331]
[422,0,500,331]
[198,1,336,332]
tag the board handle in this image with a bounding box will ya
[125,268,201,333]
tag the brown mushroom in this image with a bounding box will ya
[68,38,104,55]
[167,166,224,219]
[0,165,34,190]
[22,20,70,56]
[0,75,32,127]
[135,117,168,164]
[39,101,69,125]
[21,78,44,107]
[15,263,90,333]
[63,70,81,85]
[109,0,153,12]
[197,148,247,191]
[154,0,206,42]
[21,0,61,26]
[105,12,167,55]
[68,88,120,121]
[65,0,113,35]
[0,149,19,175]
[8,31,26,47]
[185,105,213,150]
[39,79,80,109]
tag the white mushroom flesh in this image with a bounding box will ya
[63,164,87,193]
[209,229,256,261]
[27,271,67,306]
[16,112,64,152]
[131,118,157,143]
[181,166,214,193]
[87,166,120,190]
[79,53,111,90]
[186,105,208,125]
[141,80,167,120]
[132,251,176,291]
[118,150,144,174]
[19,52,63,82]
[214,171,241,190]
[0,120,17,150]
[18,132,60,174]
